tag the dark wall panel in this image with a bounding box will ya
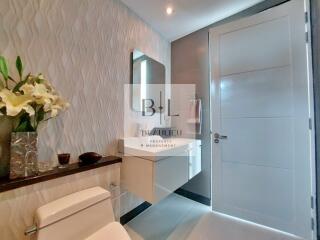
[172,29,211,198]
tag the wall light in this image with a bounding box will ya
[166,7,173,15]
[140,60,147,111]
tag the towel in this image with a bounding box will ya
[187,99,202,135]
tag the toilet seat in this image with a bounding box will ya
[85,222,131,240]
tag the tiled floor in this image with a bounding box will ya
[124,193,211,240]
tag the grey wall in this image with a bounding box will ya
[172,30,211,199]
[171,0,290,200]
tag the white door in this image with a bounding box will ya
[210,0,315,239]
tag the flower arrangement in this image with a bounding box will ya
[0,56,69,132]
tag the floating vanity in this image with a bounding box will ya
[119,137,201,204]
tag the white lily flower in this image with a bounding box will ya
[21,83,57,107]
[20,84,34,95]
[33,83,55,99]
[0,89,35,116]
[0,56,70,132]
[22,83,56,100]
[45,96,69,117]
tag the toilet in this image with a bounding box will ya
[31,187,131,240]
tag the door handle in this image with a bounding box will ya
[214,133,228,139]
[214,133,228,143]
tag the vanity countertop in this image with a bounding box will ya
[0,156,122,193]
[119,137,201,161]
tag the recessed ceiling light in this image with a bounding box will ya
[166,7,173,15]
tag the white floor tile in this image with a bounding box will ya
[125,193,211,240]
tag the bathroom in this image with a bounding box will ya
[0,0,319,239]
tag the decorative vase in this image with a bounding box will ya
[10,132,38,179]
[0,116,12,178]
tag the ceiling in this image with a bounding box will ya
[120,0,264,41]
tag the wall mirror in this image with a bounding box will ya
[131,50,166,112]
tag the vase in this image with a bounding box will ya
[10,132,38,179]
[0,116,12,178]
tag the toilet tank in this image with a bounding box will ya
[35,187,115,240]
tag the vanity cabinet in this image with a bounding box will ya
[121,155,189,204]
[120,138,201,204]
[188,140,202,179]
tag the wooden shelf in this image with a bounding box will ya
[0,156,122,193]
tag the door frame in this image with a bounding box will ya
[310,0,320,239]
[306,1,317,239]
[208,0,317,238]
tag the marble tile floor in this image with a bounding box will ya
[124,193,211,240]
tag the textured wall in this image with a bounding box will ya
[0,164,121,240]
[0,0,170,238]
[0,0,171,164]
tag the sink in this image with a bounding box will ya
[119,136,198,161]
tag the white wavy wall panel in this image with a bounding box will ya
[0,0,170,239]
[0,0,171,162]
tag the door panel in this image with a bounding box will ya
[210,0,314,239]
[222,117,294,169]
[221,67,293,118]
[222,162,294,221]
[220,17,291,76]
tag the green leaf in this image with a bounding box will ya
[14,121,28,132]
[23,73,31,81]
[16,56,23,80]
[8,76,17,84]
[12,79,27,93]
[35,77,44,84]
[0,56,8,81]
[12,73,30,93]
[0,79,4,90]
[14,121,34,132]
[36,107,45,123]
[13,113,35,132]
